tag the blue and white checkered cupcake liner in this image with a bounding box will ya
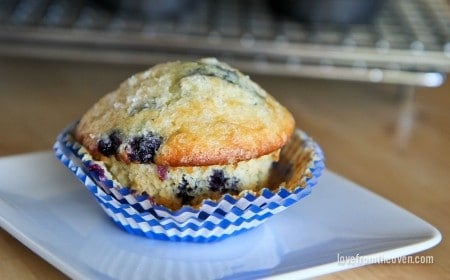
[54,124,325,242]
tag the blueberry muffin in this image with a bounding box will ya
[75,58,295,210]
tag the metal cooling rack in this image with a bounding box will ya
[0,0,449,86]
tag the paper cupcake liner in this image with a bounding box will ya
[54,123,325,242]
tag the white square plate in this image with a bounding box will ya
[0,152,441,279]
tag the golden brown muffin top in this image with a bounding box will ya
[75,58,295,166]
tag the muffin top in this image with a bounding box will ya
[75,58,295,166]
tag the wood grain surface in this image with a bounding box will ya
[0,57,448,279]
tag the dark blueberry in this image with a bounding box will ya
[176,177,195,205]
[208,169,228,192]
[208,169,240,194]
[88,163,105,180]
[97,131,122,157]
[127,133,162,163]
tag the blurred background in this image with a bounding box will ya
[0,0,449,86]
[0,0,449,279]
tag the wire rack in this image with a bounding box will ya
[0,0,449,86]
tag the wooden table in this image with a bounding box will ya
[0,57,448,279]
